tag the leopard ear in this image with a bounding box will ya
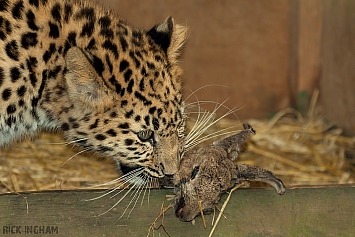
[147,17,187,63]
[64,47,110,107]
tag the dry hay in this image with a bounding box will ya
[215,93,355,186]
[224,108,354,186]
[1,100,354,193]
[0,134,118,193]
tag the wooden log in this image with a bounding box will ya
[0,185,354,236]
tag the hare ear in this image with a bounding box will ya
[64,47,110,107]
[147,17,187,63]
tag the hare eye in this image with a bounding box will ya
[191,166,200,180]
[137,129,155,145]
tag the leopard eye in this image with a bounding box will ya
[137,129,155,145]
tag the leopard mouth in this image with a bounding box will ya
[120,164,140,176]
[119,164,169,187]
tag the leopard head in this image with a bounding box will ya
[55,17,187,180]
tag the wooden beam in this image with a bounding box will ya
[290,0,322,113]
[0,185,354,236]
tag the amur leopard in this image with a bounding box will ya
[0,0,187,181]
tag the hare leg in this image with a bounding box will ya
[234,164,286,195]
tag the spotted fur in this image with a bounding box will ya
[0,0,187,179]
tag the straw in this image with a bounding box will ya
[1,91,354,193]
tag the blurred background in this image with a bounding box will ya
[1,0,355,192]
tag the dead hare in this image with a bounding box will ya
[174,123,286,221]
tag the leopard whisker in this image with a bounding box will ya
[64,138,89,145]
[145,178,159,205]
[95,174,148,217]
[186,110,238,148]
[60,148,90,168]
[186,99,231,145]
[114,175,150,220]
[185,98,242,114]
[185,100,241,136]
[117,175,158,219]
[82,181,130,202]
[82,168,145,201]
[139,176,153,201]
[96,183,139,217]
[185,104,243,150]
[186,100,238,113]
[185,129,241,151]
[80,176,123,189]
[118,167,146,184]
[185,126,237,151]
[110,173,145,199]
[88,168,157,220]
[106,176,146,200]
[140,177,154,206]
[124,176,151,219]
[185,98,207,145]
[84,167,144,189]
[186,99,234,146]
[184,84,230,102]
[44,138,88,146]
[186,99,229,143]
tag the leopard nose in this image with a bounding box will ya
[159,174,174,188]
[160,159,179,176]
[164,174,174,179]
